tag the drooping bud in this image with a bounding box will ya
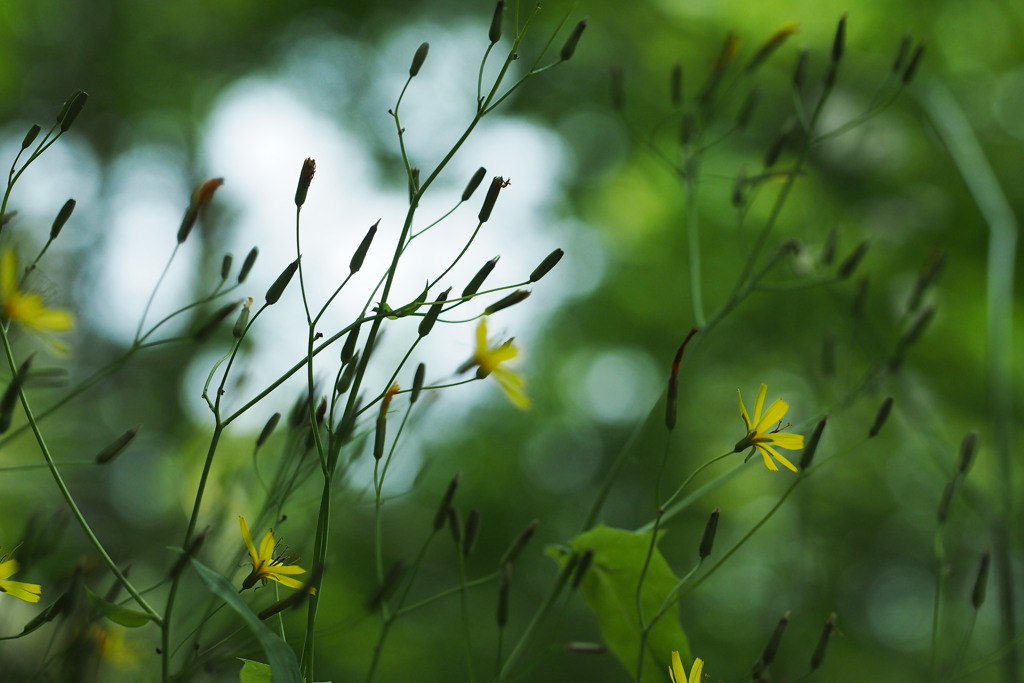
[411,363,426,404]
[294,157,316,207]
[529,249,564,283]
[891,305,934,368]
[698,507,720,559]
[177,178,224,244]
[837,240,869,279]
[746,22,798,72]
[238,247,258,283]
[265,259,299,305]
[478,176,504,223]
[463,256,499,298]
[94,426,141,464]
[488,1,504,44]
[572,549,594,588]
[699,32,740,108]
[58,90,88,132]
[409,42,430,77]
[350,221,379,274]
[559,19,587,61]
[463,508,481,556]
[193,302,239,341]
[810,613,837,670]
[752,612,790,675]
[958,432,979,475]
[868,397,894,437]
[499,519,538,566]
[799,417,828,469]
[21,124,41,150]
[462,167,487,202]
[50,199,76,240]
[972,550,991,609]
[433,473,460,531]
[484,289,529,315]
[666,329,698,430]
[418,288,450,337]
[256,413,281,448]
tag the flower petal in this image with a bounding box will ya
[268,573,309,591]
[753,384,768,424]
[689,658,704,683]
[257,530,276,565]
[268,564,306,575]
[737,389,752,430]
[768,431,804,450]
[239,517,259,566]
[1,250,15,298]
[757,398,789,432]
[0,559,17,581]
[757,445,780,472]
[494,368,530,410]
[0,578,42,602]
[762,444,799,472]
[475,319,488,356]
[669,650,685,683]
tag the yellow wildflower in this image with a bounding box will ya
[470,318,529,410]
[669,652,704,683]
[735,383,804,472]
[239,516,315,593]
[0,556,42,603]
[0,249,73,346]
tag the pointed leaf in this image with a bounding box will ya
[239,659,272,683]
[547,525,690,677]
[85,587,154,628]
[191,558,301,683]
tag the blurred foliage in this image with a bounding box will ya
[0,0,1021,682]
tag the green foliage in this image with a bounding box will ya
[548,525,690,678]
[85,587,156,628]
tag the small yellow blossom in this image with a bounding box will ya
[90,624,139,668]
[239,516,315,593]
[1,249,73,347]
[669,651,704,683]
[0,557,42,603]
[469,318,530,410]
[735,383,804,472]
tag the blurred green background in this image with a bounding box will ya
[0,0,1020,681]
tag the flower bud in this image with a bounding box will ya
[365,561,405,612]
[463,256,499,298]
[169,528,207,578]
[256,413,281,448]
[351,221,378,274]
[764,125,791,168]
[21,124,41,150]
[753,612,790,675]
[373,413,387,460]
[810,613,837,670]
[972,550,991,609]
[94,426,141,464]
[489,0,504,44]
[837,240,869,279]
[0,355,34,434]
[177,178,224,244]
[294,157,315,207]
[799,417,828,469]
[433,473,460,531]
[463,508,481,556]
[462,167,487,202]
[336,353,359,395]
[238,247,258,283]
[559,19,587,61]
[699,507,720,559]
[418,288,450,337]
[410,42,430,77]
[58,90,88,132]
[572,549,594,588]
[50,199,76,240]
[736,88,759,131]
[831,13,847,63]
[902,43,925,85]
[499,519,538,566]
[892,34,912,73]
[746,22,798,72]
[958,432,979,475]
[411,363,426,404]
[529,248,564,283]
[233,298,253,338]
[193,302,239,341]
[478,176,504,223]
[868,397,893,438]
[220,253,233,280]
[484,289,529,315]
[341,324,361,364]
[265,259,299,305]
[793,48,809,91]
[666,329,698,430]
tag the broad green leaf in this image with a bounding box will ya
[85,587,154,628]
[239,659,272,683]
[191,558,301,683]
[548,524,690,680]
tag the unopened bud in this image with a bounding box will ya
[265,259,299,305]
[411,363,426,404]
[433,473,460,531]
[731,167,747,208]
[746,22,798,73]
[256,413,281,448]
[351,221,379,273]
[193,302,238,341]
[736,88,759,131]
[666,329,698,430]
[463,257,499,298]
[753,612,790,674]
[958,432,978,475]
[837,240,869,279]
[892,34,912,73]
[233,298,253,338]
[529,248,564,282]
[793,48,809,91]
[59,90,88,132]
[831,13,847,63]
[891,306,934,368]
[21,124,41,150]
[50,199,76,240]
[177,178,224,244]
[500,519,538,566]
[699,508,720,559]
[810,613,837,670]
[220,253,233,280]
[19,591,70,635]
[559,19,587,61]
[822,227,838,266]
[418,287,450,337]
[336,354,358,395]
[341,324,360,364]
[462,167,487,202]
[410,42,430,77]
[972,550,991,609]
[764,126,791,168]
[447,508,462,543]
[294,157,315,207]
[365,561,405,611]
[484,289,529,315]
[463,509,481,556]
[868,397,893,438]
[799,417,828,469]
[479,176,504,223]
[902,43,925,85]
[94,426,141,464]
[488,0,504,44]
[238,247,258,283]
[907,250,946,312]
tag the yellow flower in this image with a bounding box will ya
[735,383,804,472]
[90,624,139,668]
[0,557,42,603]
[0,249,73,346]
[469,318,530,410]
[669,652,704,683]
[239,516,315,593]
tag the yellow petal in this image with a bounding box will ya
[669,650,685,683]
[269,573,309,590]
[0,559,17,581]
[753,384,768,424]
[0,250,16,298]
[689,658,704,683]
[475,319,488,356]
[737,389,752,430]
[763,444,799,472]
[494,367,530,410]
[1,578,42,602]
[757,398,788,432]
[257,530,276,564]
[757,445,779,472]
[268,564,306,575]
[239,517,259,566]
[769,432,804,450]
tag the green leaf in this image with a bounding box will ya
[191,559,301,683]
[85,587,154,628]
[239,659,272,683]
[547,524,690,678]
